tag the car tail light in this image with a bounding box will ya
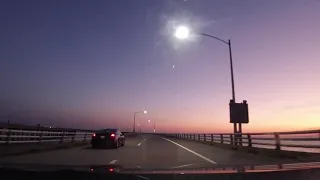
[92,133,96,137]
[109,168,114,172]
[110,133,115,137]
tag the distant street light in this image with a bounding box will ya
[133,110,147,132]
[147,119,156,133]
[174,25,240,133]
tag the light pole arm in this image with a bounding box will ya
[198,33,235,101]
[198,33,229,45]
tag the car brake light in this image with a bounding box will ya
[92,133,96,137]
[110,133,115,137]
[109,168,114,172]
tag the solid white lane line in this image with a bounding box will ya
[109,160,118,164]
[136,175,149,180]
[171,164,197,169]
[162,137,217,164]
[137,143,142,146]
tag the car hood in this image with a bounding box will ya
[1,161,320,174]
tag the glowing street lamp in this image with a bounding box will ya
[174,26,190,39]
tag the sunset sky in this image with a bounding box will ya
[1,0,319,133]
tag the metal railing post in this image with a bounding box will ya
[83,132,87,142]
[230,134,233,145]
[198,134,200,141]
[247,134,252,147]
[234,133,238,146]
[204,134,206,141]
[220,134,224,144]
[60,131,65,144]
[211,134,214,143]
[71,132,75,143]
[38,130,43,144]
[6,129,11,144]
[274,133,281,150]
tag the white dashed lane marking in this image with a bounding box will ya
[109,160,117,164]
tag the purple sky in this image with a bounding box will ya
[1,0,319,132]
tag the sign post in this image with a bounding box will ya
[230,100,249,145]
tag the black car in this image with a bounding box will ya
[91,129,125,149]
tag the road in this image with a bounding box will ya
[0,134,297,169]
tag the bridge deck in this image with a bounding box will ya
[0,134,302,169]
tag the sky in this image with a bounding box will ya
[0,0,320,133]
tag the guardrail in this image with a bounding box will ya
[168,129,320,153]
[0,127,94,144]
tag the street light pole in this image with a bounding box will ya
[133,110,147,132]
[175,27,243,135]
[197,33,239,134]
[228,39,236,102]
[133,112,137,132]
[148,119,156,133]
[227,39,241,133]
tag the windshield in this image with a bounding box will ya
[0,0,319,175]
[97,129,117,133]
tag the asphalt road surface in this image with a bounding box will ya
[0,134,297,169]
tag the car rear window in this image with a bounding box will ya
[97,129,116,133]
